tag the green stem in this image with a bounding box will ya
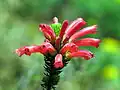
[41,56,62,90]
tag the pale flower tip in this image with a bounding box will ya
[39,27,41,31]
[82,20,86,25]
[93,25,98,34]
[15,49,22,57]
[93,25,97,28]
[77,18,86,25]
[77,18,83,20]
[92,25,97,31]
[39,24,44,31]
[53,17,58,23]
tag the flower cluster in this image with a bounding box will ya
[15,17,101,69]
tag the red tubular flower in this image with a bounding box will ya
[60,43,78,55]
[66,50,94,60]
[59,20,69,40]
[63,18,86,44]
[73,38,101,48]
[15,46,29,57]
[41,42,57,55]
[39,24,56,42]
[15,42,56,56]
[55,20,69,49]
[65,18,86,36]
[69,25,97,42]
[15,46,42,57]
[54,54,63,68]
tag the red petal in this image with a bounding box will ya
[59,20,69,40]
[73,38,101,48]
[54,54,63,68]
[39,24,56,41]
[60,43,78,55]
[67,50,94,60]
[69,25,97,42]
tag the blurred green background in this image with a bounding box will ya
[0,0,120,90]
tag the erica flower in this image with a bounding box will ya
[15,17,101,69]
[15,42,56,56]
[15,17,101,90]
[66,50,94,60]
[73,38,101,48]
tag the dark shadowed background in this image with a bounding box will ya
[0,0,120,90]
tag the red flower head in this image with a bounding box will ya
[15,17,101,69]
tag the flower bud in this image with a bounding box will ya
[54,54,63,68]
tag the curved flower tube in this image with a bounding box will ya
[15,42,56,56]
[66,50,94,60]
[69,25,97,42]
[15,46,42,57]
[65,18,86,37]
[39,24,56,42]
[63,18,86,44]
[59,20,69,40]
[73,38,101,48]
[55,37,61,50]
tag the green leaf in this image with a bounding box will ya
[50,23,62,36]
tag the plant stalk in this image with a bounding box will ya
[41,56,62,90]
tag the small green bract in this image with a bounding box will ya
[50,23,61,36]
